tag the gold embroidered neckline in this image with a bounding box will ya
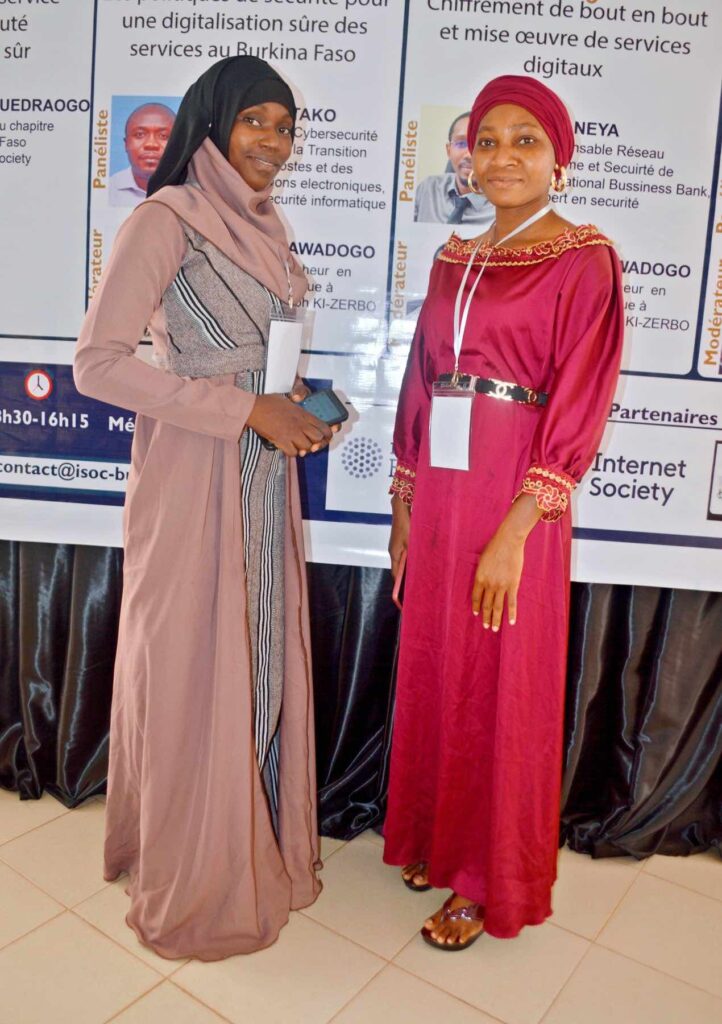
[438,224,613,267]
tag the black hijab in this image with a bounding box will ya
[147,56,297,196]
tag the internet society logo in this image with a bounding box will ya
[341,436,383,480]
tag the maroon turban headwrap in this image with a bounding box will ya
[467,75,575,167]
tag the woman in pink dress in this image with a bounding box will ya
[74,57,333,960]
[383,76,624,950]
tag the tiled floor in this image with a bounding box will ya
[1,790,721,1024]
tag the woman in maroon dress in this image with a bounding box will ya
[383,76,624,950]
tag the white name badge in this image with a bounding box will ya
[429,389,474,471]
[264,311,304,395]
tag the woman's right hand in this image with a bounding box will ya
[389,494,411,580]
[246,394,333,457]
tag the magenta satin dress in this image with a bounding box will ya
[383,225,624,938]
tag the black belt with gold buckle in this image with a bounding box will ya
[438,374,548,407]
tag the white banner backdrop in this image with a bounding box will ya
[0,0,720,590]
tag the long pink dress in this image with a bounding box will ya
[383,225,624,939]
[75,202,321,960]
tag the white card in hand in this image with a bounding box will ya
[264,316,303,394]
[429,393,473,471]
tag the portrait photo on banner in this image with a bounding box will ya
[108,95,181,208]
[413,104,494,229]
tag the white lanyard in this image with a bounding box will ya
[285,260,294,309]
[452,203,553,375]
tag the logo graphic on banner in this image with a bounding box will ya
[341,437,384,481]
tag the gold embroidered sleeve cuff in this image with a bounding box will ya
[517,465,576,523]
[390,463,416,507]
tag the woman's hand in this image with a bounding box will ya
[471,531,525,630]
[290,376,311,403]
[389,494,411,580]
[247,393,332,457]
[288,379,342,453]
[471,493,544,630]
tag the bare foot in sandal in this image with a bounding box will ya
[401,862,431,891]
[422,894,484,950]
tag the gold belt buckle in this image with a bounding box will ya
[492,379,512,401]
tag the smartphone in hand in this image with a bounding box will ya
[299,388,349,427]
[259,388,349,451]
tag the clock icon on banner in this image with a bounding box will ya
[24,369,53,401]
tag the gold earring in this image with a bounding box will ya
[466,172,483,195]
[551,164,568,194]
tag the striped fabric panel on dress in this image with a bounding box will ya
[240,359,283,775]
[185,235,267,342]
[256,432,281,762]
[268,291,285,318]
[265,730,281,829]
[171,267,239,351]
[258,288,286,814]
[237,287,288,822]
[239,376,266,753]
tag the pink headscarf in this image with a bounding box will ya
[467,75,575,167]
[145,138,308,306]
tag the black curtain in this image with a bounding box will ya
[561,583,722,856]
[1,540,721,857]
[0,542,121,803]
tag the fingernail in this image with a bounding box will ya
[483,622,489,629]
[509,619,516,626]
[492,625,499,633]
[473,610,479,617]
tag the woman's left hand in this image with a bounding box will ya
[471,493,544,629]
[288,377,339,455]
[471,530,525,631]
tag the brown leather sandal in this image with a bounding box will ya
[401,861,432,892]
[421,894,485,951]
